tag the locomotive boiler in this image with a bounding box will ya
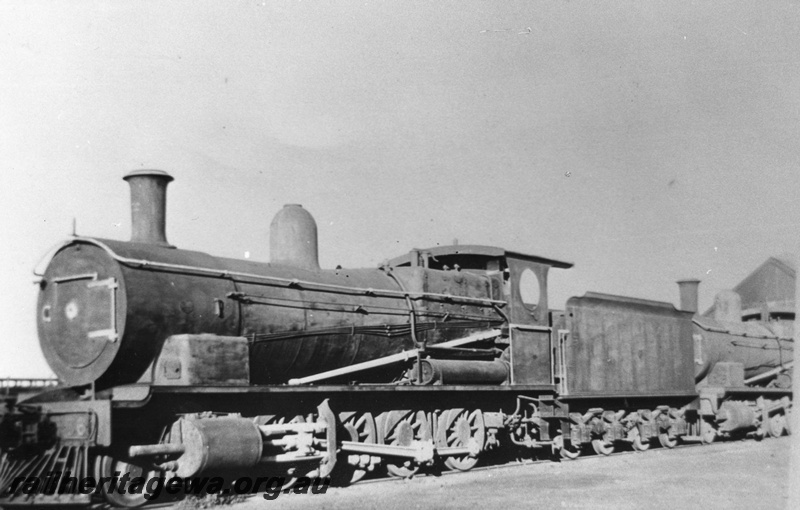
[38,171,505,389]
[687,284,794,388]
[0,170,793,508]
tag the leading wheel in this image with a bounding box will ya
[437,409,485,472]
[95,454,162,508]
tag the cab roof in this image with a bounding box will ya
[387,244,573,269]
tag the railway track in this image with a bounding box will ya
[84,432,784,509]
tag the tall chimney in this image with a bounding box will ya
[123,169,174,248]
[677,278,700,314]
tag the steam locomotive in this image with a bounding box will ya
[0,170,793,507]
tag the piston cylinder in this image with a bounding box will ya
[168,417,263,477]
[715,401,757,433]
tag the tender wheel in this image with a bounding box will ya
[95,454,162,508]
[628,427,650,452]
[333,412,377,485]
[658,432,677,449]
[437,409,485,472]
[768,413,787,438]
[553,434,581,460]
[591,438,614,456]
[378,410,430,478]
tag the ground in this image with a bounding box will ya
[192,436,791,510]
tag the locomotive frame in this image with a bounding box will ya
[0,170,793,508]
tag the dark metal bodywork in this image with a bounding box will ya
[38,240,239,388]
[692,316,794,382]
[38,238,505,389]
[389,245,574,387]
[7,169,794,508]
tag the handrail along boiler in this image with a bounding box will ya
[0,170,793,507]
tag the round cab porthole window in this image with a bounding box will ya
[518,268,540,309]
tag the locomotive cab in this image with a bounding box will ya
[388,245,573,386]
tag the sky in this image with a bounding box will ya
[1,1,798,378]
